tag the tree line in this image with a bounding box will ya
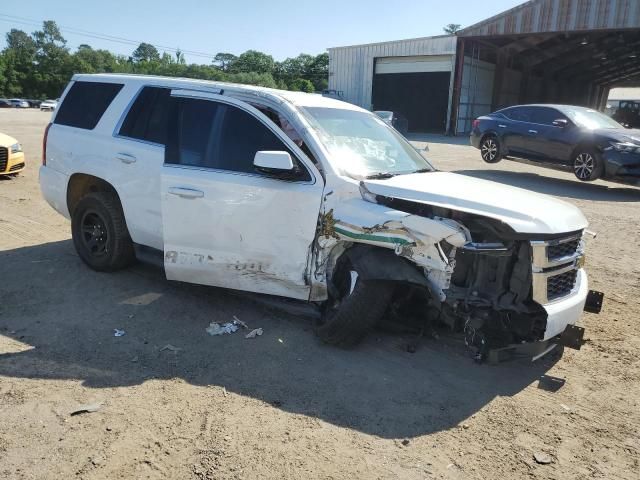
[0,21,329,100]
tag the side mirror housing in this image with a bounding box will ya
[253,151,294,172]
[553,118,569,128]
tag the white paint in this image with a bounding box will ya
[364,171,588,235]
[375,55,453,75]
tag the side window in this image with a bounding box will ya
[55,81,123,129]
[166,97,311,181]
[119,86,171,145]
[531,107,565,126]
[505,107,533,123]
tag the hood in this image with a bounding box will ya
[363,171,588,235]
[593,128,640,143]
[0,132,18,147]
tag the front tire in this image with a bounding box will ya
[315,261,393,347]
[573,148,603,181]
[71,192,135,272]
[480,135,502,163]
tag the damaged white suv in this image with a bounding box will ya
[40,74,602,361]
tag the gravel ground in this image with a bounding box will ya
[1,109,639,479]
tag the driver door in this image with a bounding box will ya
[161,90,324,299]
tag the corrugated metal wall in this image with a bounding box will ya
[459,0,640,37]
[328,36,457,110]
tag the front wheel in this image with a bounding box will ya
[573,148,603,181]
[315,262,393,347]
[480,136,502,163]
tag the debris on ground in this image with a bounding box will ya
[533,452,554,464]
[160,344,181,353]
[113,329,126,337]
[222,387,228,397]
[233,316,249,329]
[245,328,263,339]
[401,439,410,446]
[206,322,239,336]
[70,402,103,416]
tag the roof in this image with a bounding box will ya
[72,73,364,111]
[328,34,454,51]
[459,0,640,37]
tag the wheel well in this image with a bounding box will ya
[480,132,497,144]
[67,174,120,216]
[569,142,595,161]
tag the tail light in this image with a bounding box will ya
[42,122,52,166]
[472,119,480,130]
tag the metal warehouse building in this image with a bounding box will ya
[328,0,640,135]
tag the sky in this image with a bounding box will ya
[0,0,525,62]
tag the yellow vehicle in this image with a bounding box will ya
[0,132,25,175]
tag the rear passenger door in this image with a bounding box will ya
[160,91,324,300]
[111,86,171,250]
[500,107,534,157]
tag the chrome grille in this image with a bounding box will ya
[531,233,584,304]
[547,268,578,301]
[0,146,7,172]
[547,238,580,262]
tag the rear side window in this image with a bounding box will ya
[55,81,123,129]
[119,86,171,145]
[504,107,533,122]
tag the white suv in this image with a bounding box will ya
[40,74,601,361]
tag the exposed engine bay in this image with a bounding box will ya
[358,193,574,360]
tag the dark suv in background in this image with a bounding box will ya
[470,104,640,183]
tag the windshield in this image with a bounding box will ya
[563,107,622,130]
[374,111,393,121]
[301,107,433,178]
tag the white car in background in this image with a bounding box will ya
[39,74,602,362]
[40,99,58,111]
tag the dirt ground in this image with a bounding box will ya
[1,109,639,480]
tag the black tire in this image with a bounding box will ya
[71,191,135,272]
[573,148,603,181]
[480,135,502,163]
[315,263,393,347]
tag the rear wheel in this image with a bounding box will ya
[71,192,135,272]
[573,148,603,181]
[315,259,393,347]
[480,136,502,163]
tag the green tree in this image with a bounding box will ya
[231,50,275,74]
[289,78,314,93]
[443,23,462,34]
[131,42,161,63]
[213,52,237,72]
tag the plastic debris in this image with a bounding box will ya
[533,452,553,465]
[160,344,181,353]
[113,329,126,337]
[70,402,103,416]
[245,328,263,339]
[233,316,249,329]
[206,322,239,336]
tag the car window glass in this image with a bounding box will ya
[166,98,310,181]
[54,81,123,129]
[531,107,565,125]
[119,86,170,145]
[505,107,532,122]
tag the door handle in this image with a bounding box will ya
[168,187,204,199]
[498,124,507,128]
[528,129,538,134]
[116,152,137,164]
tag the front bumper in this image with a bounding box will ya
[602,150,640,181]
[0,150,25,174]
[542,268,588,340]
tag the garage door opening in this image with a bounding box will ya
[372,55,453,133]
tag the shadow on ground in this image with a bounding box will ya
[407,133,470,145]
[456,169,640,202]
[0,240,559,439]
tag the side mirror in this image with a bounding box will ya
[253,151,294,173]
[552,119,569,128]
